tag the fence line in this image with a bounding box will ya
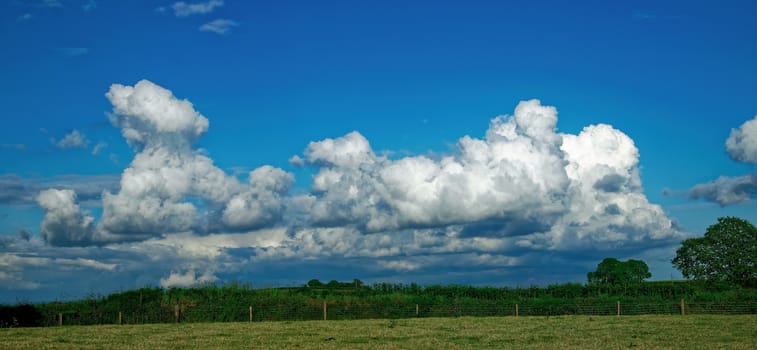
[37,300,757,326]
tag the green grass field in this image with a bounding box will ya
[2,315,755,349]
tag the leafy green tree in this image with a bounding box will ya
[307,279,323,288]
[672,217,757,287]
[626,259,652,283]
[587,258,651,285]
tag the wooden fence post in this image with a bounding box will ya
[617,301,621,316]
[323,301,327,321]
[118,311,122,325]
[415,304,419,317]
[515,304,519,317]
[249,305,253,322]
[174,303,180,323]
[681,299,685,316]
[58,313,62,326]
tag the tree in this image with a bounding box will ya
[307,279,323,288]
[672,217,757,288]
[587,258,651,285]
[626,259,653,284]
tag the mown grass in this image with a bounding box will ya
[2,315,755,349]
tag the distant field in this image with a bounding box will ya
[2,315,755,349]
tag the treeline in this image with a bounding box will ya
[2,280,756,327]
[300,279,750,300]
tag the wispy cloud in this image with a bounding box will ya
[0,174,119,206]
[21,0,63,9]
[199,19,238,35]
[82,0,96,12]
[42,0,63,8]
[632,11,656,21]
[0,175,35,206]
[632,10,685,22]
[91,141,107,156]
[0,143,26,151]
[685,174,757,206]
[17,13,32,22]
[58,47,89,57]
[52,129,89,149]
[173,0,224,17]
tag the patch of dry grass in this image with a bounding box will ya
[2,315,755,349]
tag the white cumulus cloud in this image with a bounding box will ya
[292,99,679,251]
[37,189,96,246]
[38,80,292,246]
[99,80,290,241]
[106,80,209,147]
[222,166,294,230]
[726,114,757,163]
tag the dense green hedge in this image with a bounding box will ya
[3,280,756,327]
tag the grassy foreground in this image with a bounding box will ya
[2,315,755,349]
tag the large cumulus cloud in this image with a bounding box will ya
[106,80,210,148]
[30,80,684,293]
[294,102,571,232]
[38,80,291,246]
[222,166,294,230]
[293,100,679,251]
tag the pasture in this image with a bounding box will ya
[2,315,755,349]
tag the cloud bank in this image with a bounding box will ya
[29,79,683,293]
[1,174,118,206]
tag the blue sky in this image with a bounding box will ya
[1,0,756,303]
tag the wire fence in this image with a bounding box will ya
[39,300,757,326]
